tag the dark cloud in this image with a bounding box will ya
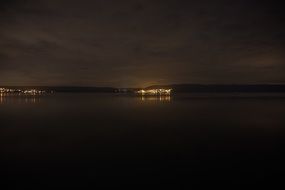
[0,0,285,87]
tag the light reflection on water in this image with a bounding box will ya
[0,94,41,104]
[140,95,171,102]
[0,93,173,104]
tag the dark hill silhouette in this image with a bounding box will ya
[145,84,285,93]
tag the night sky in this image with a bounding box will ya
[1,0,285,87]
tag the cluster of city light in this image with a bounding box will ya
[137,89,172,96]
[0,88,45,95]
[0,88,21,93]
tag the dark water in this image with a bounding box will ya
[1,93,285,187]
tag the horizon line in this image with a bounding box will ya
[1,83,285,89]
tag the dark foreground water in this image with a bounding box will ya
[1,93,285,188]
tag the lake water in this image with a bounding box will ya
[1,93,285,187]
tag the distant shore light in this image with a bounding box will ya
[0,87,45,95]
[136,89,171,96]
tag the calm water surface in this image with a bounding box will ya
[0,93,285,187]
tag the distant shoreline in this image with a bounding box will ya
[1,84,285,93]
